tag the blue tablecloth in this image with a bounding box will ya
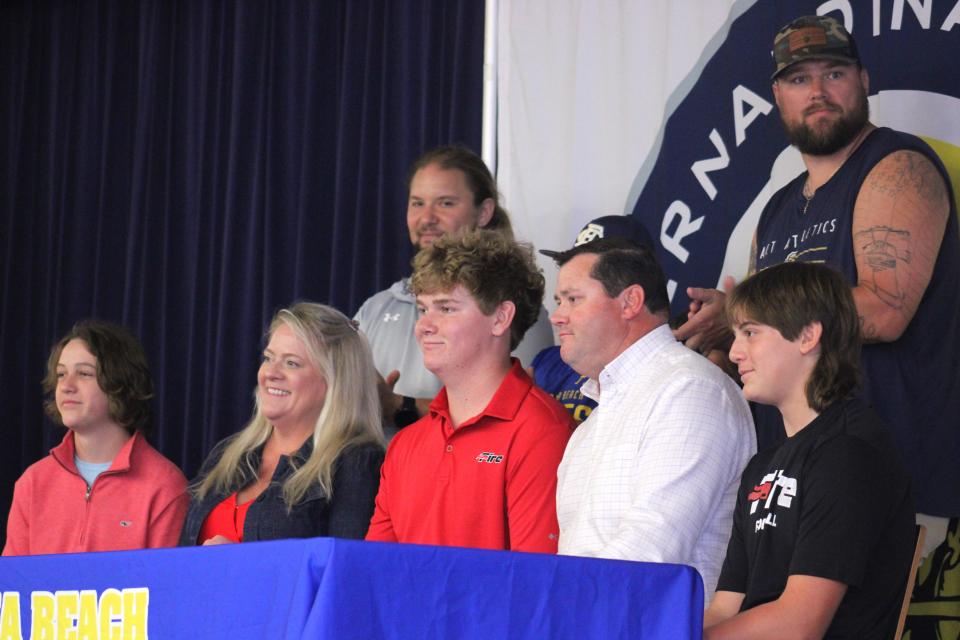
[0,538,703,639]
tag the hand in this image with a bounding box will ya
[202,535,237,546]
[673,277,736,354]
[377,370,403,425]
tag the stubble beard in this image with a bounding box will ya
[781,87,870,156]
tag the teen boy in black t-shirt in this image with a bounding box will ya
[704,262,914,639]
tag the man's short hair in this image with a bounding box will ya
[407,145,514,240]
[550,238,670,316]
[726,262,860,411]
[43,320,155,435]
[410,229,544,350]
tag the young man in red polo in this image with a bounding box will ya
[366,230,573,552]
[705,262,915,639]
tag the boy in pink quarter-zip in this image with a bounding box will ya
[3,320,187,556]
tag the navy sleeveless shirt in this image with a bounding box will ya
[754,127,960,516]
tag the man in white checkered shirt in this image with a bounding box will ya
[546,236,755,602]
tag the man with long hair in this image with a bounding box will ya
[354,146,553,430]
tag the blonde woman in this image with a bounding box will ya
[180,302,386,545]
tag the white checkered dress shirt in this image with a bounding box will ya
[556,324,756,599]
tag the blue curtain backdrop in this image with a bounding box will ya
[0,0,484,547]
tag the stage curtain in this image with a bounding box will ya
[0,0,483,547]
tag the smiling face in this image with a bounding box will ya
[773,59,869,156]
[551,253,626,380]
[728,318,808,410]
[406,163,493,249]
[415,285,505,380]
[257,323,328,432]
[55,339,114,433]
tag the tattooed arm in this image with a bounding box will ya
[851,150,950,342]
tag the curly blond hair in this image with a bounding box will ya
[411,229,544,350]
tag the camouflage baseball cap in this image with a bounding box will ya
[771,15,860,79]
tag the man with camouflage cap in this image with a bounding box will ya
[676,15,960,608]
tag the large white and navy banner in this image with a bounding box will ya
[498,1,959,635]
[498,0,960,316]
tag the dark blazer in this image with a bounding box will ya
[179,434,384,546]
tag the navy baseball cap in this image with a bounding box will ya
[540,215,654,260]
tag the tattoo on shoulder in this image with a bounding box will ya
[871,151,948,207]
[854,225,911,309]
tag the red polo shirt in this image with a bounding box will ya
[366,361,573,553]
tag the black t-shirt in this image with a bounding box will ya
[717,399,915,638]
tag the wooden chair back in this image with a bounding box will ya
[895,524,926,639]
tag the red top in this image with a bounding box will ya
[198,493,253,543]
[366,361,573,553]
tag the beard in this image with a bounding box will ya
[781,87,870,156]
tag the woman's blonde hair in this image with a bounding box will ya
[193,302,385,508]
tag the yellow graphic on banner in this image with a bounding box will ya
[1,593,23,640]
[0,588,148,640]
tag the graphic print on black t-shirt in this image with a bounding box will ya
[747,469,797,533]
[717,400,916,639]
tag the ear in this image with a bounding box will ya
[797,321,823,355]
[772,79,782,107]
[619,284,646,320]
[476,198,496,229]
[491,300,516,338]
[859,67,870,95]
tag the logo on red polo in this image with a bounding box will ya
[475,452,504,464]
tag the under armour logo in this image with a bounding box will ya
[119,520,133,527]
[383,313,400,322]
